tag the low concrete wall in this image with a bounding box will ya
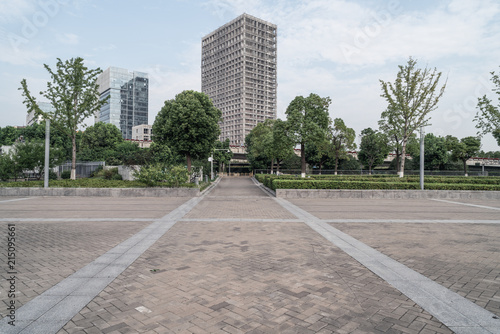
[0,187,200,197]
[276,189,500,200]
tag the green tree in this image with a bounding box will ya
[329,118,356,175]
[0,126,22,145]
[358,128,390,174]
[338,155,361,171]
[286,93,331,177]
[269,119,295,173]
[245,121,273,171]
[12,140,63,179]
[448,136,481,176]
[475,68,500,145]
[149,142,181,166]
[493,128,500,146]
[305,138,332,174]
[410,134,450,171]
[0,153,15,181]
[213,139,233,174]
[379,57,447,177]
[153,90,221,172]
[20,57,107,179]
[80,122,123,152]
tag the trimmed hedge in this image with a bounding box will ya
[0,179,198,188]
[271,179,500,191]
[255,174,500,190]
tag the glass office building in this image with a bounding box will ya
[96,67,149,139]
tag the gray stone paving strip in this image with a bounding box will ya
[0,179,221,334]
[0,197,33,204]
[323,219,500,224]
[431,198,500,211]
[179,218,302,222]
[261,193,500,332]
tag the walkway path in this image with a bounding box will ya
[0,178,499,333]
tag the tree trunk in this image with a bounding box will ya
[463,159,468,177]
[71,134,76,180]
[186,153,191,172]
[301,142,306,178]
[334,157,339,175]
[394,147,400,176]
[276,159,281,173]
[270,157,274,174]
[398,142,407,178]
[319,161,322,175]
[369,165,372,175]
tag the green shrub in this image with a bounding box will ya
[61,170,71,179]
[133,164,165,187]
[165,166,189,187]
[48,170,58,180]
[111,173,123,180]
[90,165,103,178]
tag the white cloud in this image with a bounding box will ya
[0,38,48,66]
[56,32,78,45]
[0,0,36,24]
[92,44,116,52]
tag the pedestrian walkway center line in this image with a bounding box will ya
[0,178,220,334]
[431,198,500,211]
[259,187,499,333]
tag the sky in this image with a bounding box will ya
[1,0,499,151]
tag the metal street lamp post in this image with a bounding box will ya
[44,119,50,189]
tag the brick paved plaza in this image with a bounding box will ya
[1,177,499,333]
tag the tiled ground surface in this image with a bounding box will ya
[0,197,189,315]
[331,222,500,317]
[288,198,500,220]
[0,220,149,311]
[59,220,451,334]
[0,197,188,219]
[2,179,499,333]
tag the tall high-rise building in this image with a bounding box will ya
[202,13,277,145]
[96,67,149,139]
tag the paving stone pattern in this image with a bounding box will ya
[0,197,189,317]
[289,199,500,221]
[0,221,149,313]
[331,222,500,317]
[3,179,498,333]
[57,179,451,334]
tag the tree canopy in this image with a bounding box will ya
[153,90,221,171]
[475,67,500,146]
[245,120,274,171]
[19,57,107,179]
[358,128,390,174]
[329,118,356,175]
[286,93,331,177]
[448,136,481,176]
[379,57,446,177]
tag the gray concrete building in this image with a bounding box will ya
[96,67,148,139]
[202,13,277,145]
